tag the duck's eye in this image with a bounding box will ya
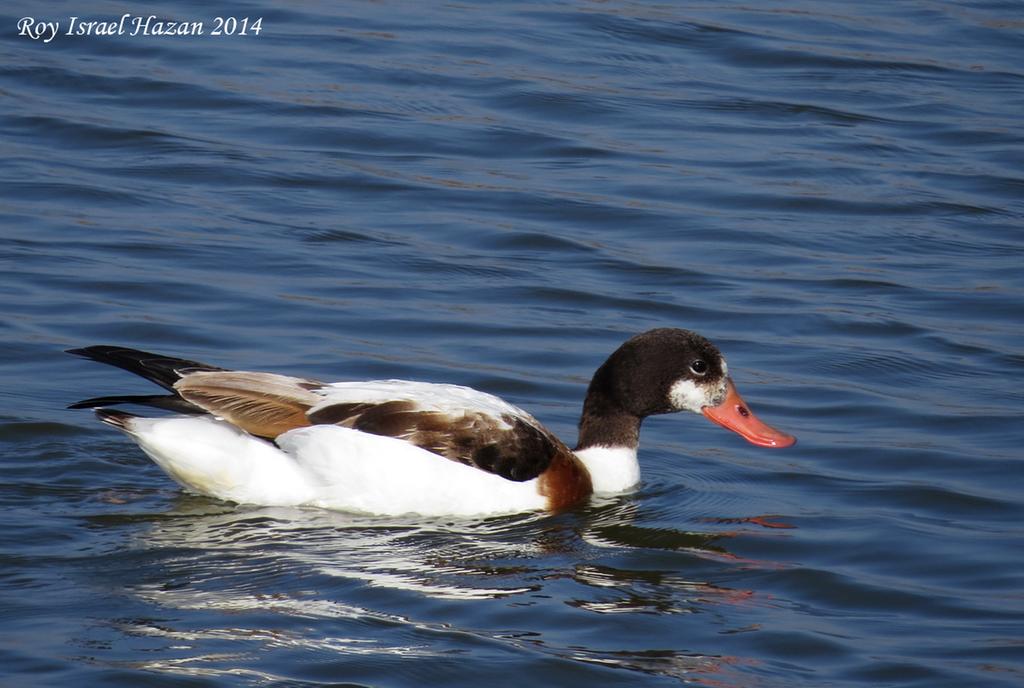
[690,360,708,375]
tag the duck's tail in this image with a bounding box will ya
[94,408,140,431]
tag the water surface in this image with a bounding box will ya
[2,1,1023,686]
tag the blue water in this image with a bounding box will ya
[2,1,1023,685]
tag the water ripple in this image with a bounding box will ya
[2,0,1023,686]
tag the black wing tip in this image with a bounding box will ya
[66,345,129,358]
[68,394,148,410]
[65,344,226,393]
[68,394,204,414]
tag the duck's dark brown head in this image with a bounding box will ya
[577,328,795,450]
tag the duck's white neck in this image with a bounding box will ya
[573,446,640,494]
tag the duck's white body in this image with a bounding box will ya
[69,330,794,517]
[106,379,641,517]
[126,414,553,516]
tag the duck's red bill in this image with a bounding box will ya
[702,379,796,448]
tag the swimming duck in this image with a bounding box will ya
[67,328,794,516]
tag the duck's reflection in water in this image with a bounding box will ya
[101,492,787,685]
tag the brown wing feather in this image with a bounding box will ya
[308,400,568,482]
[177,372,575,484]
[174,371,322,439]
